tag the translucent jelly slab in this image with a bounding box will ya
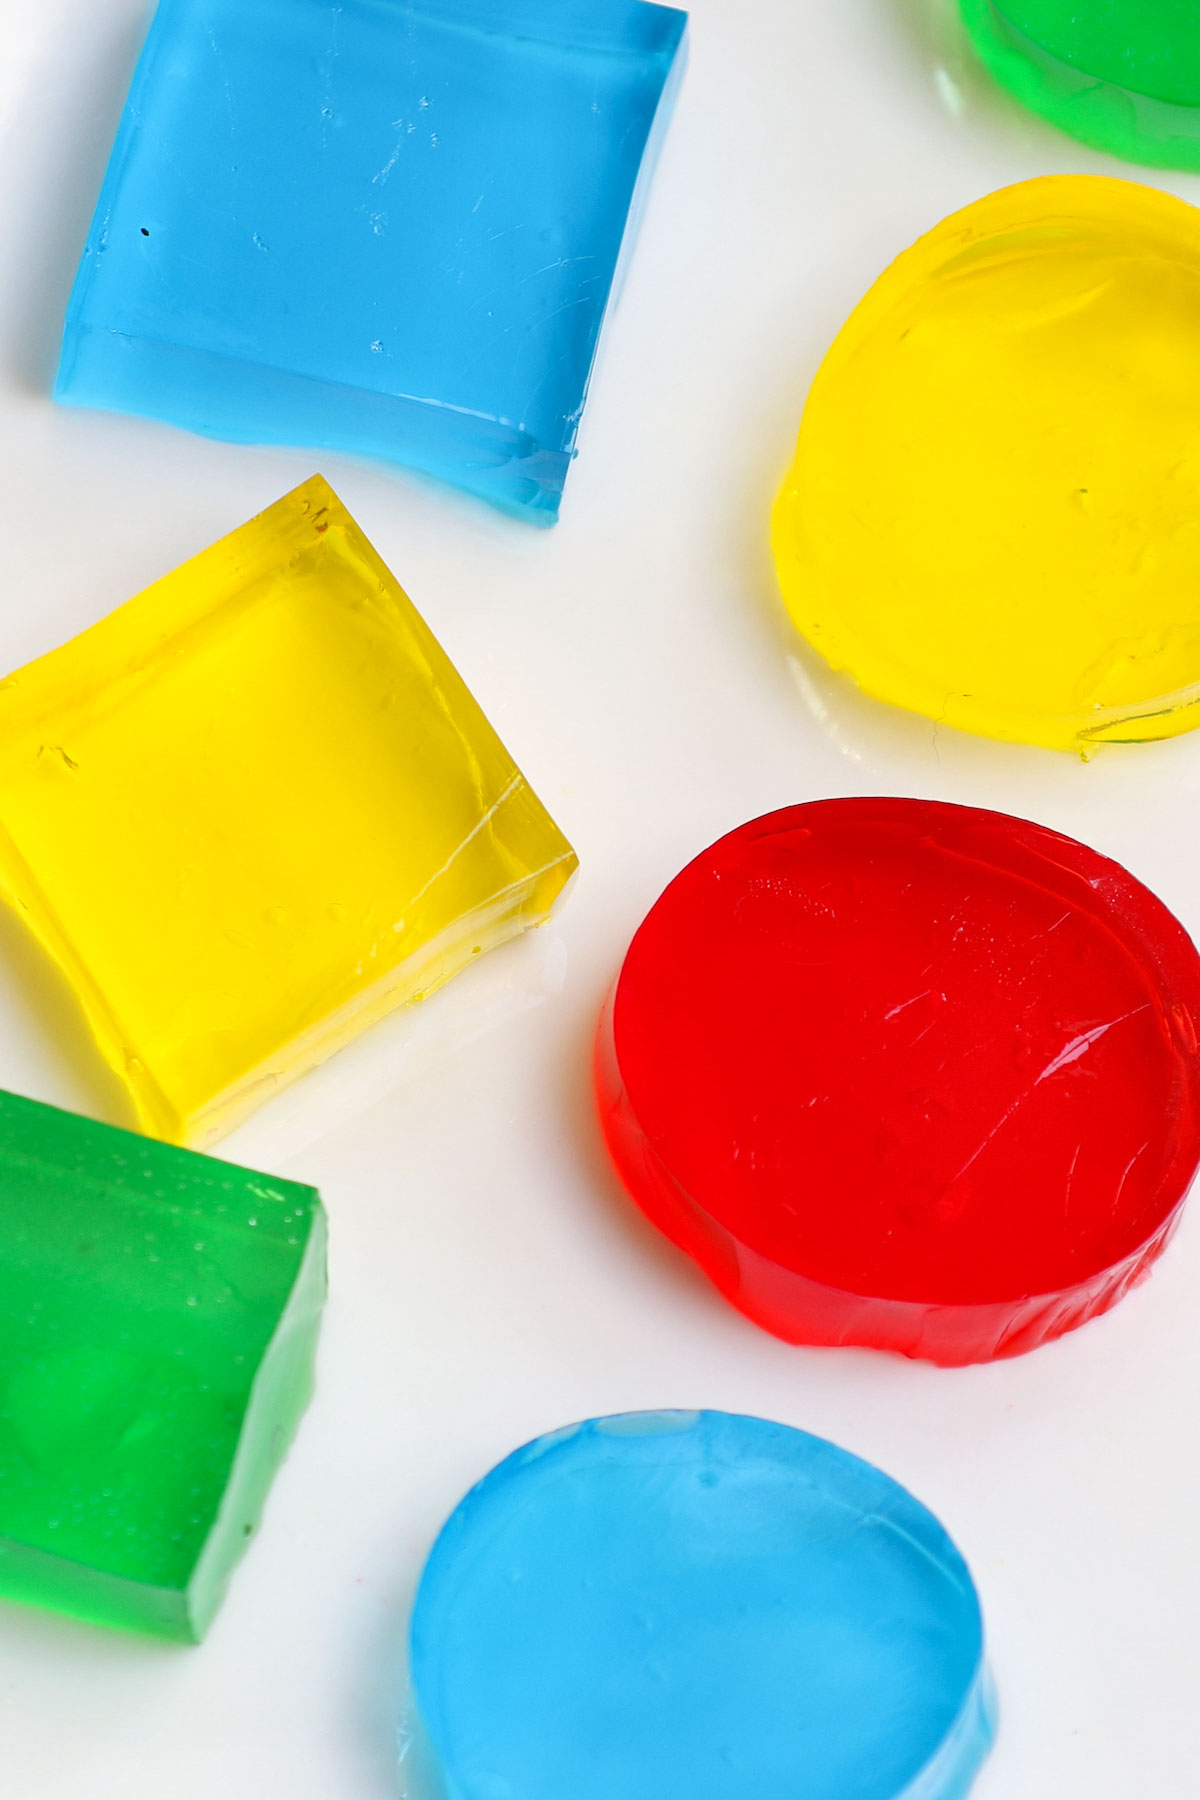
[960,0,1200,170]
[0,476,577,1147]
[0,1086,324,1642]
[774,177,1200,752]
[409,1411,994,1800]
[597,799,1200,1365]
[55,0,688,525]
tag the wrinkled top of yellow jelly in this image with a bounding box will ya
[774,176,1200,752]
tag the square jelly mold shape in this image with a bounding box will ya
[55,0,688,524]
[0,475,577,1147]
[0,1088,325,1642]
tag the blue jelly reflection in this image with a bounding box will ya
[409,1411,995,1800]
[56,0,687,524]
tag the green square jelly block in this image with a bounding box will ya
[0,1090,325,1642]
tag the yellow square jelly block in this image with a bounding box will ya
[0,477,577,1146]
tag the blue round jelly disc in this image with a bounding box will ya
[409,1411,995,1800]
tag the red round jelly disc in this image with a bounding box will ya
[597,799,1200,1365]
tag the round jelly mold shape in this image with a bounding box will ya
[959,0,1200,170]
[773,176,1200,752]
[597,797,1200,1364]
[409,1411,995,1800]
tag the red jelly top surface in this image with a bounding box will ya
[607,800,1200,1318]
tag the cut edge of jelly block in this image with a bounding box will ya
[606,12,690,322]
[182,1192,326,1641]
[0,1090,327,1642]
[0,476,578,1147]
[958,0,1200,172]
[55,339,578,528]
[54,0,689,524]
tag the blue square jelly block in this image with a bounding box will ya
[55,0,688,524]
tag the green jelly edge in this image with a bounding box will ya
[959,0,1200,171]
[186,1200,326,1643]
[0,1091,327,1644]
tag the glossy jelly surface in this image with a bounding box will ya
[598,799,1200,1364]
[960,0,1200,169]
[774,177,1200,751]
[55,0,688,524]
[0,1087,324,1642]
[0,476,577,1147]
[410,1411,994,1800]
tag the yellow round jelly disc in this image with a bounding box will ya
[773,176,1200,752]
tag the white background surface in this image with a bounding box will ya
[0,0,1197,1793]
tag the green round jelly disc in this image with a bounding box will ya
[959,0,1200,170]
